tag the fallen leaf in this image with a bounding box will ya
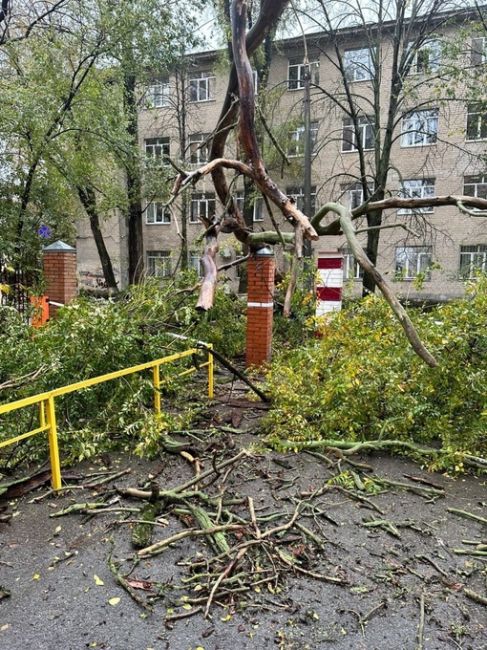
[0,624,10,632]
[93,575,104,586]
[32,573,41,581]
[126,579,153,591]
[108,597,120,606]
[182,603,192,610]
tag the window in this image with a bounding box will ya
[253,197,264,222]
[342,116,375,152]
[471,37,487,65]
[146,79,170,108]
[286,186,316,214]
[189,71,215,102]
[147,251,172,277]
[408,40,441,74]
[190,192,216,223]
[464,175,487,204]
[144,138,170,164]
[343,47,375,82]
[395,246,432,280]
[189,133,210,165]
[288,57,319,90]
[341,182,374,210]
[341,247,363,280]
[466,103,487,141]
[146,201,171,225]
[460,244,487,279]
[398,179,435,214]
[189,252,204,277]
[252,69,258,94]
[287,122,318,157]
[401,109,438,147]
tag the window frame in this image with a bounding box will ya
[463,174,487,205]
[400,109,439,148]
[288,57,320,90]
[147,250,172,278]
[146,201,171,225]
[471,36,487,66]
[146,79,170,108]
[286,185,317,214]
[343,47,375,82]
[459,244,487,279]
[395,245,432,281]
[397,178,436,214]
[407,39,441,75]
[189,192,216,224]
[188,71,216,103]
[341,247,363,280]
[342,115,375,152]
[144,137,170,165]
[189,132,210,165]
[287,122,319,157]
[466,103,487,142]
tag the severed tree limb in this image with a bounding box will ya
[326,202,438,367]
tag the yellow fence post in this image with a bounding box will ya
[46,397,62,490]
[207,344,214,399]
[39,400,46,428]
[153,364,161,415]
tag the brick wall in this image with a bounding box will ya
[246,252,275,367]
[43,242,77,318]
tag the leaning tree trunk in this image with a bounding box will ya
[77,184,118,291]
[362,208,383,296]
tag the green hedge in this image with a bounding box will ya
[265,279,487,466]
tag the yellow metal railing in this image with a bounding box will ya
[0,344,214,490]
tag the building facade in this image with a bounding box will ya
[79,13,487,302]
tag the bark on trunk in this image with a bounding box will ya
[77,184,118,291]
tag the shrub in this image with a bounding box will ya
[264,279,487,465]
[0,278,245,466]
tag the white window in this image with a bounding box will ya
[253,197,264,222]
[342,116,375,152]
[408,40,441,74]
[146,79,170,108]
[464,175,487,207]
[189,71,215,102]
[252,69,258,94]
[146,202,171,225]
[343,47,375,82]
[288,122,318,157]
[189,133,210,165]
[398,179,435,214]
[460,244,487,279]
[401,109,438,147]
[466,103,487,141]
[144,138,170,164]
[471,37,487,65]
[286,186,316,214]
[190,192,216,223]
[288,57,319,90]
[147,251,172,277]
[341,247,363,280]
[189,252,203,276]
[341,182,374,210]
[395,246,432,280]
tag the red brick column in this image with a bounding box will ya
[42,241,77,318]
[246,248,275,368]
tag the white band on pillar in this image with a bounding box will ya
[247,301,274,308]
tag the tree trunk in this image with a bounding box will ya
[362,208,382,296]
[123,70,144,284]
[77,184,118,291]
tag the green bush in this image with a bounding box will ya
[0,278,245,466]
[264,279,487,466]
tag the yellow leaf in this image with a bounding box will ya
[32,573,41,581]
[108,597,120,606]
[182,603,192,610]
[220,613,232,622]
[93,575,104,586]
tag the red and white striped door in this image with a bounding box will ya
[316,252,343,317]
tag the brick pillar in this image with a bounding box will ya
[42,241,77,318]
[246,248,275,368]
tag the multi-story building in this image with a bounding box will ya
[78,10,487,302]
